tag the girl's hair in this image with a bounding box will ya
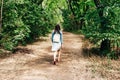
[54,24,61,34]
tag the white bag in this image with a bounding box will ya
[53,33,60,42]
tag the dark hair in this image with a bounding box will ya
[54,24,61,34]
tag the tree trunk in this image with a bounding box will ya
[67,0,76,17]
[67,0,78,30]
[0,0,3,28]
[100,39,110,51]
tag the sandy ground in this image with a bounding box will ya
[0,32,119,80]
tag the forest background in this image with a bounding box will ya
[0,0,120,59]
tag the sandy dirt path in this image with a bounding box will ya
[0,32,106,80]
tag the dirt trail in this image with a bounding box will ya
[0,32,106,80]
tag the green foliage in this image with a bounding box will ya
[1,0,119,59]
[82,0,120,58]
[43,0,66,24]
[62,0,120,58]
[83,0,120,45]
[62,10,75,31]
[107,51,118,60]
[62,0,93,31]
[1,0,31,50]
[0,0,56,50]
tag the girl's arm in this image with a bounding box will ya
[60,31,63,44]
[51,31,54,42]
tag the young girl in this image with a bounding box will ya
[51,24,63,65]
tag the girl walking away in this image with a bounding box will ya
[51,24,63,65]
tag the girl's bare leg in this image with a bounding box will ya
[57,50,61,62]
[53,51,57,64]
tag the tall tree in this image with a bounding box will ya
[0,0,3,28]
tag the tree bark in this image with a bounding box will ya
[0,0,3,28]
[67,0,78,30]
[67,0,76,17]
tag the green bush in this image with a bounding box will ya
[62,0,120,58]
[0,0,54,50]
